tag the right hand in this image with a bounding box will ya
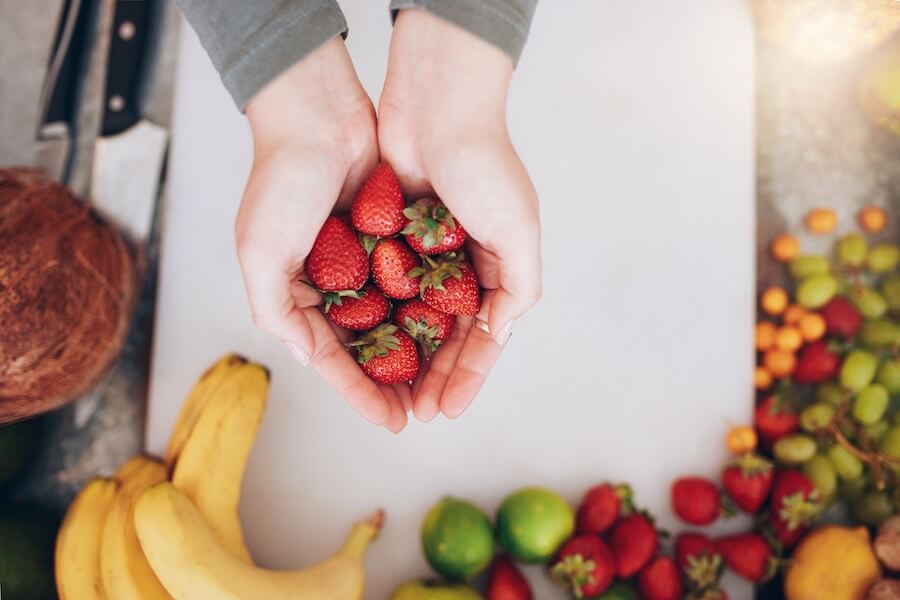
[236,37,409,432]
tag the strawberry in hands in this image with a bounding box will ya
[412,253,482,316]
[325,284,390,331]
[402,197,467,255]
[305,216,369,297]
[351,163,406,237]
[393,299,455,352]
[371,238,421,300]
[350,324,419,384]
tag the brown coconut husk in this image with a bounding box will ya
[0,168,135,424]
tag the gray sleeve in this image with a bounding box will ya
[176,0,348,110]
[389,0,538,65]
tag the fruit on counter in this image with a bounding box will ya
[774,325,803,351]
[755,365,774,390]
[769,470,822,549]
[799,402,835,432]
[860,319,900,349]
[171,361,269,562]
[858,205,888,234]
[755,321,777,350]
[486,556,532,600]
[422,497,495,580]
[721,453,774,513]
[793,340,841,384]
[0,416,41,485]
[783,525,881,600]
[394,299,456,352]
[819,297,862,339]
[371,237,422,300]
[326,284,391,331]
[789,255,831,279]
[637,556,682,600]
[351,324,420,384]
[496,487,574,564]
[135,482,383,600]
[827,444,865,480]
[55,477,119,600]
[413,254,483,316]
[608,513,658,578]
[882,426,900,461]
[306,215,369,292]
[883,275,900,310]
[837,233,869,266]
[764,348,797,377]
[850,492,894,527]
[575,483,632,535]
[874,516,900,572]
[351,162,406,237]
[852,384,889,425]
[725,425,757,455]
[761,286,790,315]
[671,477,724,525]
[551,534,615,598]
[594,581,640,600]
[867,580,900,600]
[773,433,818,464]
[841,350,879,391]
[755,396,799,443]
[805,208,838,234]
[796,274,838,309]
[391,581,484,600]
[783,304,807,324]
[675,532,723,591]
[771,233,800,262]
[815,382,845,407]
[848,286,889,319]
[714,533,775,583]
[797,312,826,342]
[868,244,900,273]
[802,455,837,499]
[403,198,468,256]
[877,359,900,394]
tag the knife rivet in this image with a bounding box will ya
[119,20,136,41]
[108,95,125,112]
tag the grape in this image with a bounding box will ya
[837,233,868,266]
[877,359,900,394]
[828,444,864,480]
[840,350,878,391]
[867,243,900,273]
[863,420,890,445]
[839,475,868,501]
[859,319,900,350]
[774,433,818,464]
[848,287,887,319]
[797,274,838,309]
[789,255,831,280]
[894,412,900,427]
[800,403,835,432]
[804,455,837,498]
[815,383,846,407]
[850,492,893,526]
[882,275,900,310]
[881,426,900,460]
[852,384,889,425]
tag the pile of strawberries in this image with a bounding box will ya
[305,163,481,383]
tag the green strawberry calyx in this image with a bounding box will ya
[298,280,362,312]
[733,452,773,476]
[348,324,401,364]
[778,490,822,530]
[550,554,597,599]
[614,483,635,515]
[401,198,456,249]
[684,553,724,591]
[408,252,466,296]
[402,316,442,352]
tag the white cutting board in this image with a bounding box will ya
[148,2,756,598]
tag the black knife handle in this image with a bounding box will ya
[101,0,151,136]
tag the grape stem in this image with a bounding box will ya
[828,402,900,491]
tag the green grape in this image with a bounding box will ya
[852,384,889,425]
[816,383,846,407]
[877,359,900,394]
[840,350,879,391]
[867,243,900,273]
[828,444,864,480]
[797,274,838,309]
[837,233,868,266]
[774,434,818,464]
[839,474,868,501]
[859,319,900,350]
[863,420,890,445]
[850,492,893,526]
[894,412,900,427]
[881,426,900,460]
[789,255,831,279]
[848,286,888,319]
[882,275,900,310]
[800,403,835,432]
[804,455,837,498]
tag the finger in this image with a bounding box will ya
[380,385,409,433]
[393,382,413,413]
[440,321,505,419]
[412,316,471,422]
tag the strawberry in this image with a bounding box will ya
[768,469,821,550]
[325,284,390,331]
[412,253,482,316]
[793,340,842,384]
[686,589,728,600]
[350,163,405,237]
[350,324,419,384]
[551,535,615,598]
[402,197,467,255]
[637,556,683,600]
[487,556,532,600]
[714,533,775,582]
[371,238,421,299]
[306,216,369,292]
[674,532,723,590]
[393,299,455,352]
[721,453,773,514]
[608,513,658,578]
[819,297,862,339]
[754,396,798,444]
[575,483,632,536]
[671,477,724,526]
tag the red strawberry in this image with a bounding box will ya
[637,556,683,600]
[769,470,821,550]
[793,340,842,384]
[754,396,798,444]
[402,197,467,255]
[608,513,658,578]
[325,284,390,331]
[671,477,722,526]
[714,533,775,582]
[393,299,455,352]
[575,483,632,536]
[350,324,419,384]
[350,163,405,237]
[819,297,862,339]
[551,535,615,598]
[487,556,532,600]
[306,216,369,292]
[412,253,482,316]
[371,238,421,299]
[674,532,723,590]
[721,453,773,514]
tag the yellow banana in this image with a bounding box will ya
[100,456,171,600]
[135,482,383,600]
[55,477,119,600]
[170,362,269,562]
[163,353,248,467]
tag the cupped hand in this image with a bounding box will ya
[378,10,543,421]
[236,37,409,432]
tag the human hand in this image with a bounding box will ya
[378,10,543,421]
[236,37,410,432]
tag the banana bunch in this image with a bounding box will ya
[55,354,383,600]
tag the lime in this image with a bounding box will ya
[0,504,57,600]
[496,487,574,563]
[421,498,494,581]
[389,580,483,600]
[0,418,41,485]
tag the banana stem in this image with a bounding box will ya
[339,510,385,560]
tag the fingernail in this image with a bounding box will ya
[285,342,310,366]
[474,319,490,334]
[494,320,515,345]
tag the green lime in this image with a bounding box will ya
[0,418,41,485]
[596,581,640,600]
[0,504,57,600]
[421,498,494,581]
[389,580,483,600]
[496,487,574,564]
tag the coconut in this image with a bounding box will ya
[0,168,135,423]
